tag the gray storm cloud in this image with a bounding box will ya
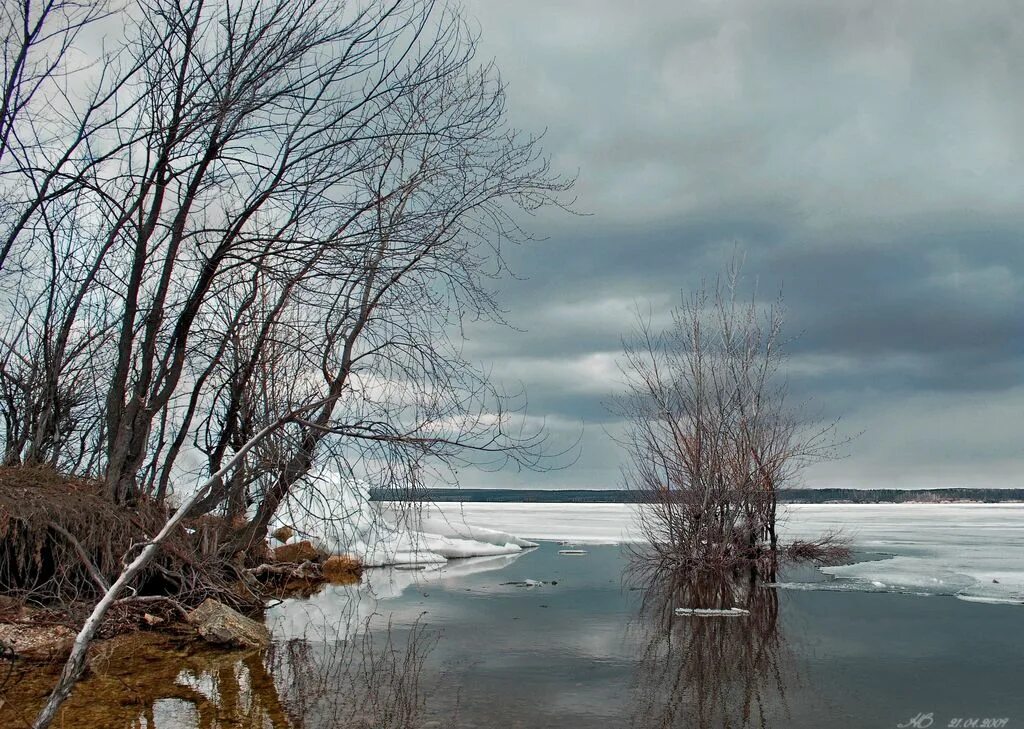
[460,0,1024,489]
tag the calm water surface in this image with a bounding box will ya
[3,542,1022,728]
[352,544,1024,728]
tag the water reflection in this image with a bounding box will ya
[1,553,533,728]
[0,616,447,728]
[7,544,1024,728]
[264,617,444,729]
[630,568,792,729]
[268,551,524,642]
[1,634,276,728]
[152,650,291,728]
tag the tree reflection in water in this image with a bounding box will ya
[268,616,444,729]
[629,567,794,729]
[0,613,448,729]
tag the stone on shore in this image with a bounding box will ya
[186,598,269,649]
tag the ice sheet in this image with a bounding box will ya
[268,476,535,567]
[429,503,640,544]
[430,502,1024,605]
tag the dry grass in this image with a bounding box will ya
[0,465,169,602]
[0,465,264,619]
[783,532,852,565]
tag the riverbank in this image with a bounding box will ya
[0,465,365,660]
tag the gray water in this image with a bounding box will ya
[273,542,1024,728]
[5,542,1020,728]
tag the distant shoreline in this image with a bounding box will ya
[371,487,1024,505]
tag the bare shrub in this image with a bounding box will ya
[783,531,852,566]
[618,257,840,576]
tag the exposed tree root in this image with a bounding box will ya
[0,466,267,615]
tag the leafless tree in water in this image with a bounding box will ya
[618,257,841,577]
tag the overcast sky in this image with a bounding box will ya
[459,0,1023,490]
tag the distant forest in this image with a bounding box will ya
[371,487,1024,504]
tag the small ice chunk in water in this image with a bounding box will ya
[558,549,587,556]
[674,607,750,617]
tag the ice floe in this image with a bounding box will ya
[269,475,536,568]
[674,607,750,617]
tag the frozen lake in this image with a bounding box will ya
[430,502,1024,605]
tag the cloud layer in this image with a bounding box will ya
[461,0,1024,489]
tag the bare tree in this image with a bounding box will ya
[618,257,838,576]
[1,0,568,503]
[0,0,113,274]
[1,1,570,725]
[0,0,150,471]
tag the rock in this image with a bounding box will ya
[142,613,164,626]
[273,539,319,563]
[186,599,270,649]
[0,623,75,661]
[322,554,362,583]
[271,525,295,543]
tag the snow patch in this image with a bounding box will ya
[268,476,536,567]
